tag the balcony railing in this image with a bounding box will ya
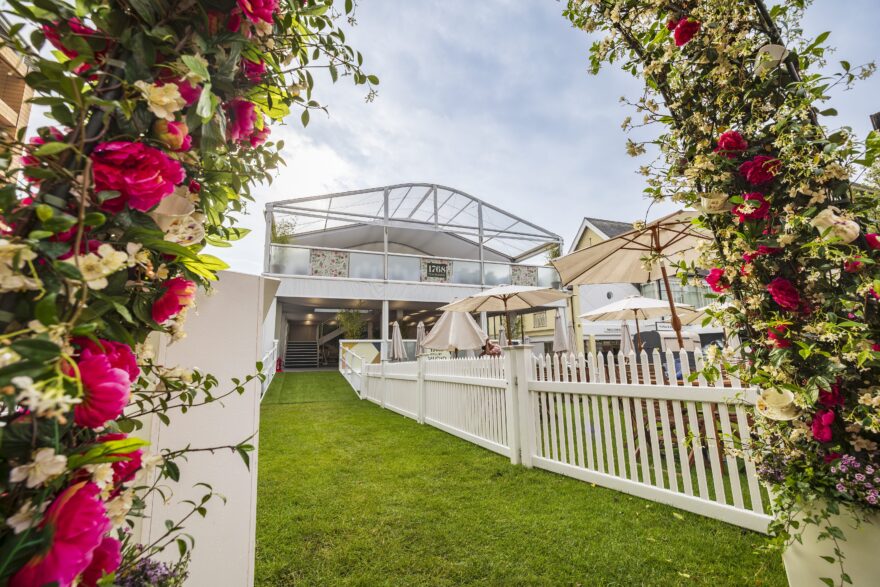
[267,244,561,288]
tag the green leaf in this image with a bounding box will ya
[181,55,211,83]
[10,339,61,363]
[301,109,310,127]
[34,293,59,326]
[196,83,215,122]
[32,141,70,156]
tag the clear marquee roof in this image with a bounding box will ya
[268,184,563,262]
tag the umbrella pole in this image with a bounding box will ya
[660,263,685,348]
[633,310,643,352]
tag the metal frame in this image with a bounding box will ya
[266,183,564,282]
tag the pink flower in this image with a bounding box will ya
[21,127,66,182]
[225,98,258,144]
[705,268,729,293]
[866,233,880,250]
[91,141,185,212]
[672,18,700,46]
[237,0,278,24]
[80,537,121,587]
[75,338,140,382]
[152,277,197,323]
[41,18,106,74]
[97,433,143,487]
[241,58,267,83]
[732,192,770,223]
[153,120,192,151]
[739,155,780,185]
[818,382,844,408]
[811,409,835,443]
[250,118,270,147]
[10,482,111,587]
[175,79,202,106]
[714,130,748,159]
[74,358,130,428]
[873,342,880,352]
[189,179,202,193]
[767,324,791,349]
[666,19,678,31]
[767,277,801,312]
[227,10,243,33]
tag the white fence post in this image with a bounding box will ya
[416,354,426,424]
[504,345,532,466]
[380,359,387,408]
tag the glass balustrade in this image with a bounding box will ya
[388,255,420,281]
[349,251,384,279]
[269,245,562,289]
[452,260,481,285]
[483,262,511,286]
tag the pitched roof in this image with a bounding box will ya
[582,217,632,239]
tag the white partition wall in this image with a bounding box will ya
[141,271,279,587]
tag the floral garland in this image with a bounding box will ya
[0,0,373,584]
[564,0,878,582]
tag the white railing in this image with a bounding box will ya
[259,340,279,401]
[339,345,365,398]
[337,346,770,533]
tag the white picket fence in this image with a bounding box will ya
[338,345,770,533]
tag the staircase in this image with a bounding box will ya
[284,340,319,369]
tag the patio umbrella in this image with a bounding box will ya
[579,295,697,352]
[389,321,407,361]
[421,311,488,353]
[439,285,571,343]
[416,321,426,355]
[498,327,508,347]
[552,210,709,347]
[552,309,570,353]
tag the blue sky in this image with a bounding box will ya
[28,1,878,273]
[219,0,878,273]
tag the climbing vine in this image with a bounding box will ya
[564,0,878,583]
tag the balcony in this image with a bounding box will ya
[267,244,561,289]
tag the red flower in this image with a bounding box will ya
[705,268,729,293]
[228,10,244,33]
[672,18,701,46]
[10,482,111,587]
[714,130,748,159]
[666,19,678,31]
[873,342,880,352]
[225,98,258,144]
[152,277,197,323]
[189,179,202,193]
[80,537,121,587]
[811,409,835,443]
[237,0,278,24]
[241,58,267,83]
[823,452,842,463]
[742,245,781,264]
[250,118,271,147]
[72,339,137,428]
[818,382,844,408]
[866,233,880,250]
[766,277,801,312]
[844,258,864,273]
[97,432,143,487]
[732,192,770,223]
[739,155,780,185]
[767,324,791,349]
[91,141,185,212]
[21,128,66,182]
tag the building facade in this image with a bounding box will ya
[264,184,565,367]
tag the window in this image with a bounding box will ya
[533,312,547,328]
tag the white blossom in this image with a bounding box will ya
[10,448,67,488]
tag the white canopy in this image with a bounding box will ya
[421,311,488,352]
[440,284,571,313]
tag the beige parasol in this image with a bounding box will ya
[552,210,709,347]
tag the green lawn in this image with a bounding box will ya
[255,372,786,586]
